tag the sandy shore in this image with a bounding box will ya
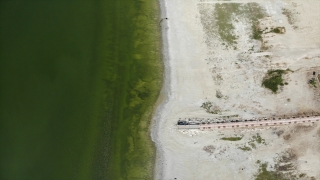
[152,0,320,179]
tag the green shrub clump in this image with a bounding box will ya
[262,69,290,93]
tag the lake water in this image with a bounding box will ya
[0,0,161,179]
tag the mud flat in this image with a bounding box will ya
[153,0,320,179]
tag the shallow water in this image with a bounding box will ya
[0,0,161,179]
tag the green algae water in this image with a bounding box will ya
[0,0,162,179]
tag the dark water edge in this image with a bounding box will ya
[0,0,162,179]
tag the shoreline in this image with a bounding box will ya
[151,0,171,179]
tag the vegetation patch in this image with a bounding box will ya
[238,145,252,151]
[252,134,266,144]
[309,78,317,88]
[221,137,242,141]
[203,145,216,154]
[255,150,315,180]
[201,101,222,114]
[252,27,263,40]
[262,69,292,93]
[216,89,223,98]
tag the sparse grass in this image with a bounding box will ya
[203,145,216,154]
[252,134,266,144]
[214,3,241,45]
[255,151,313,180]
[276,163,295,171]
[199,3,266,47]
[201,101,222,114]
[255,163,287,180]
[283,134,291,140]
[213,74,223,85]
[238,135,266,151]
[282,8,297,27]
[252,26,263,40]
[247,3,267,41]
[262,69,291,93]
[221,137,242,141]
[309,78,317,88]
[249,142,257,149]
[216,90,223,98]
[238,146,251,151]
[276,130,284,137]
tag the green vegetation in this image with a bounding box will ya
[262,69,292,93]
[309,78,317,88]
[272,28,281,33]
[255,163,287,180]
[252,134,266,144]
[221,137,242,141]
[273,29,280,33]
[1,0,161,179]
[253,27,263,40]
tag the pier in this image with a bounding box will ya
[177,116,320,130]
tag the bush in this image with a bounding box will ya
[262,69,289,93]
[221,137,242,141]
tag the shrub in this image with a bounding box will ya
[221,137,242,141]
[262,69,289,93]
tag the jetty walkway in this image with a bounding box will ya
[177,116,320,130]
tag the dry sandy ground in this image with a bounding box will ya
[153,0,320,179]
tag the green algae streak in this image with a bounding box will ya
[105,0,163,179]
[0,0,162,179]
